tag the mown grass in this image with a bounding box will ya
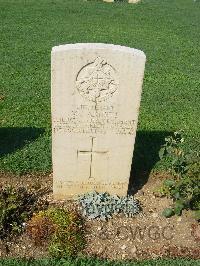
[0,258,199,266]
[0,0,200,174]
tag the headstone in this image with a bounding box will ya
[128,0,141,3]
[52,43,146,199]
[103,0,114,2]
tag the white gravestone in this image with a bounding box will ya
[51,43,146,199]
[129,0,141,3]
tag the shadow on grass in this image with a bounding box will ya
[128,130,172,194]
[0,127,45,157]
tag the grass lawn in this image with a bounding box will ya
[0,0,200,175]
[0,258,199,266]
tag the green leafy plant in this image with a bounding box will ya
[159,131,200,219]
[0,186,48,239]
[77,191,140,220]
[27,208,85,258]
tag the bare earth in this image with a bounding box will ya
[0,172,199,260]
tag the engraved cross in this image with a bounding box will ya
[77,137,108,179]
[92,72,104,84]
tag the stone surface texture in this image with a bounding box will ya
[51,43,146,199]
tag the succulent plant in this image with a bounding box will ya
[76,191,140,220]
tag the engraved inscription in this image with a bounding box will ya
[55,180,128,190]
[53,118,135,135]
[76,57,118,102]
[53,105,135,135]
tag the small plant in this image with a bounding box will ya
[27,208,85,258]
[158,131,200,219]
[0,185,48,239]
[26,215,56,245]
[159,130,186,177]
[77,191,140,220]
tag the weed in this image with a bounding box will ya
[158,131,200,219]
[27,208,85,258]
[0,186,48,239]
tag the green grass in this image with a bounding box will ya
[0,258,199,266]
[0,0,200,174]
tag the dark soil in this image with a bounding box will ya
[0,172,199,260]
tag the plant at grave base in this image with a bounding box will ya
[26,208,85,258]
[26,214,56,245]
[158,130,200,219]
[76,191,140,220]
[0,185,48,239]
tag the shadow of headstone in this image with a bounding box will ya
[128,130,173,194]
[0,127,45,157]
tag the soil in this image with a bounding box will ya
[0,172,199,260]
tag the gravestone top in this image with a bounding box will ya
[52,43,145,56]
[51,43,146,199]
